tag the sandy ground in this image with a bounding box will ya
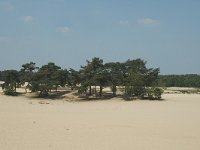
[0,93,200,150]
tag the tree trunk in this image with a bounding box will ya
[89,86,92,95]
[25,83,29,93]
[99,86,103,97]
[14,83,17,92]
[112,85,117,97]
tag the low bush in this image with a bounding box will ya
[3,87,17,96]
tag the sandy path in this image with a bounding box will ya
[0,94,200,150]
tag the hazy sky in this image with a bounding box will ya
[0,0,200,74]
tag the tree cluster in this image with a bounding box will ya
[0,58,163,99]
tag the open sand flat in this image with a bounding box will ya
[0,94,200,150]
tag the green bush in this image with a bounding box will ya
[123,86,134,100]
[145,87,154,99]
[153,87,164,100]
[123,86,146,100]
[4,87,17,96]
[123,87,164,100]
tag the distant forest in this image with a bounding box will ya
[158,74,200,88]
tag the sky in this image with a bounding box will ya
[0,0,200,74]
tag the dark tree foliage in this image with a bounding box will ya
[59,69,69,87]
[93,66,110,96]
[1,70,20,95]
[0,71,2,81]
[79,57,105,96]
[30,63,63,97]
[158,74,200,87]
[20,62,38,93]
[0,58,164,99]
[104,62,124,96]
[67,68,80,90]
[121,59,161,99]
[123,59,147,92]
[78,58,162,99]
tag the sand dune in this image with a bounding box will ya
[0,93,200,150]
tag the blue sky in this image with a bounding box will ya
[0,0,200,74]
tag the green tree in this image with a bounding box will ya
[122,59,161,100]
[30,62,62,97]
[20,62,38,93]
[145,68,160,86]
[80,57,104,96]
[93,66,110,97]
[2,70,20,95]
[123,59,146,99]
[104,62,124,96]
[67,68,80,90]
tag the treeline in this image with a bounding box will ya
[0,57,163,100]
[158,74,200,87]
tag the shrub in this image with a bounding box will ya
[123,86,134,100]
[123,86,146,100]
[123,87,164,100]
[3,86,17,96]
[153,87,164,100]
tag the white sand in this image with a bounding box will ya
[0,93,200,150]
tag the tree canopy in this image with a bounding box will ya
[0,58,165,99]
